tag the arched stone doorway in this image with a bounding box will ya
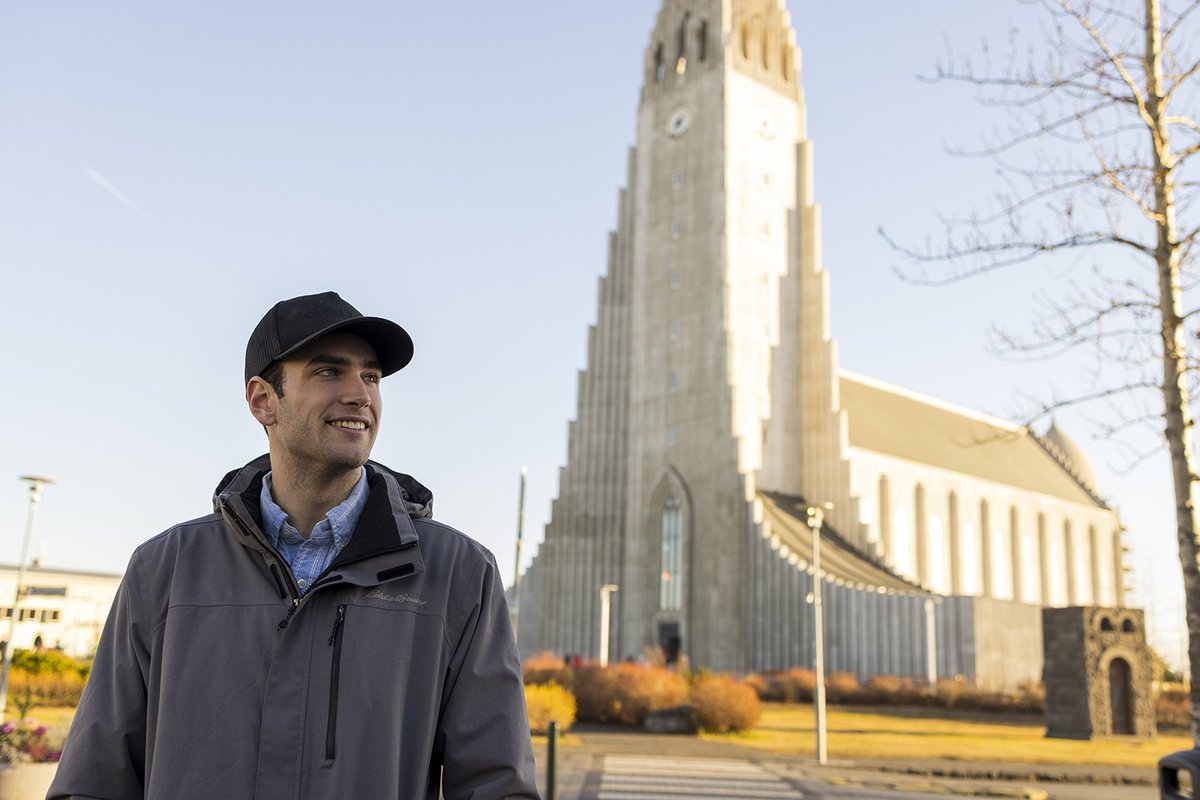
[1109,657,1133,734]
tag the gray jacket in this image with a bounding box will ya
[49,456,539,800]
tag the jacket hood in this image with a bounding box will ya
[212,454,434,519]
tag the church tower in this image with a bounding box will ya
[524,0,826,670]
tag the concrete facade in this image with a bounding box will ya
[518,0,1129,686]
[0,564,122,658]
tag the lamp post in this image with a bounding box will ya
[598,584,619,667]
[805,501,833,766]
[0,475,55,713]
[510,467,527,633]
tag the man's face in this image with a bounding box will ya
[257,332,383,477]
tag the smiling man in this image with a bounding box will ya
[49,292,539,800]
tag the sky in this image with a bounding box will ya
[0,1,1191,670]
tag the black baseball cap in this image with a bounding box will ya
[245,291,414,385]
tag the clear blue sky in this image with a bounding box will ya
[0,1,1186,669]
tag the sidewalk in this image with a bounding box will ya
[531,725,1161,799]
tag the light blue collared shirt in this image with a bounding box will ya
[260,468,368,595]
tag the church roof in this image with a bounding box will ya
[838,371,1106,509]
[759,491,924,594]
[1041,420,1102,497]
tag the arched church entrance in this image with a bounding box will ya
[1108,657,1133,734]
[658,621,682,666]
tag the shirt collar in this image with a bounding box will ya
[259,467,369,550]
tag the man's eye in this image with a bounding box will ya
[364,373,381,384]
[316,367,338,377]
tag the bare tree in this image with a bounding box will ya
[882,0,1200,743]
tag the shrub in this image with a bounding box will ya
[572,664,622,723]
[690,675,761,733]
[524,682,576,735]
[609,663,689,726]
[931,677,979,709]
[523,651,572,691]
[767,669,815,703]
[742,672,768,700]
[825,672,860,704]
[861,675,922,706]
[1156,684,1190,730]
[1011,680,1045,713]
[12,650,89,680]
[8,670,86,709]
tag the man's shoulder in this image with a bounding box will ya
[410,517,498,571]
[133,512,225,559]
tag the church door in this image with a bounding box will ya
[1108,657,1133,734]
[658,622,681,666]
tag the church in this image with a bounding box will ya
[515,0,1126,690]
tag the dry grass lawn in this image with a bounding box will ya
[4,706,74,729]
[701,703,1191,768]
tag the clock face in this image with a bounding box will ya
[756,109,778,140]
[666,107,691,138]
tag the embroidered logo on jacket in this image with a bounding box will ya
[367,588,428,606]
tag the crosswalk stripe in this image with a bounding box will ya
[598,755,803,800]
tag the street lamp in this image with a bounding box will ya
[0,476,55,713]
[598,584,619,667]
[805,501,833,766]
[510,467,527,633]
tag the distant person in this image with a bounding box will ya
[50,291,539,799]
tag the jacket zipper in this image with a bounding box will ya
[326,604,347,760]
[220,499,304,626]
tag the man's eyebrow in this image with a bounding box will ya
[306,354,383,370]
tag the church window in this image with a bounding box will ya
[947,492,960,593]
[654,43,665,82]
[669,321,679,340]
[740,24,749,60]
[878,475,891,560]
[782,46,792,81]
[1009,505,1023,602]
[698,20,708,61]
[858,496,873,526]
[979,499,992,597]
[668,371,678,392]
[676,12,690,74]
[760,22,770,70]
[927,513,947,594]
[666,425,676,445]
[672,219,683,239]
[672,170,683,190]
[660,494,684,610]
[669,271,680,289]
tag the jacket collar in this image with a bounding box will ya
[214,455,428,588]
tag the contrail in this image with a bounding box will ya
[85,167,149,219]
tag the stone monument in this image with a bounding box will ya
[1043,606,1156,739]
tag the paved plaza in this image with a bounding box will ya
[532,727,1162,800]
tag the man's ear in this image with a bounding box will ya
[247,377,278,427]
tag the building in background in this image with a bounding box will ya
[517,0,1126,689]
[0,564,121,659]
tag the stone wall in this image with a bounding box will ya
[1043,606,1156,739]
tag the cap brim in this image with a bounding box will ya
[273,316,414,377]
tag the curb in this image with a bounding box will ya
[832,761,1155,787]
[826,775,1049,799]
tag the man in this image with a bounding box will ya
[50,292,539,799]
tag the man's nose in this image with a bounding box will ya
[341,377,372,407]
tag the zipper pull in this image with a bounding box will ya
[328,604,346,645]
[277,598,301,631]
